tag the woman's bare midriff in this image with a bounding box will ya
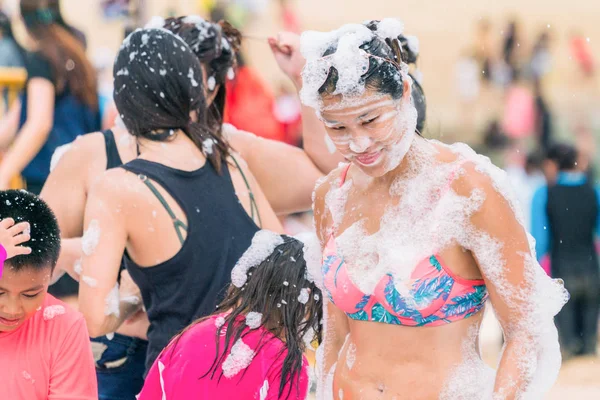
[333,311,484,400]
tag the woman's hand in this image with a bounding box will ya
[269,32,305,89]
[0,218,32,259]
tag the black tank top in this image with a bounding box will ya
[120,158,260,371]
[101,129,123,169]
[547,182,599,277]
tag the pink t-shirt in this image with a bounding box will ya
[139,314,309,400]
[0,294,97,400]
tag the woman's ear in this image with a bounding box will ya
[402,79,412,102]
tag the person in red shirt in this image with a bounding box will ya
[0,190,97,400]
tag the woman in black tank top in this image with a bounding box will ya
[77,29,283,372]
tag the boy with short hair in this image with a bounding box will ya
[0,189,97,399]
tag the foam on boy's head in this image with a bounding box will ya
[0,190,60,273]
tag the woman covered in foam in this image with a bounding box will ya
[298,19,568,399]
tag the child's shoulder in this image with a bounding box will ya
[36,294,86,336]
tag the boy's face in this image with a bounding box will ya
[0,265,51,332]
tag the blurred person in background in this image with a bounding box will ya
[0,0,99,194]
[0,10,24,69]
[502,69,535,140]
[0,0,99,302]
[570,30,595,79]
[531,143,600,359]
[224,52,287,143]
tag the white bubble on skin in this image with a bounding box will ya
[222,338,256,378]
[298,288,310,304]
[43,305,66,321]
[345,341,356,370]
[105,283,121,317]
[82,220,101,256]
[325,178,353,233]
[231,230,284,288]
[81,275,98,287]
[49,143,73,172]
[294,232,322,289]
[73,259,82,275]
[245,312,262,329]
[324,134,337,154]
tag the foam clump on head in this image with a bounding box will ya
[231,230,284,288]
[300,24,373,110]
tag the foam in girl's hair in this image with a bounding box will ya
[245,312,262,329]
[375,18,405,40]
[231,230,284,288]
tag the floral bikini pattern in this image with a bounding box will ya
[322,250,488,327]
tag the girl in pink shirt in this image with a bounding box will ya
[139,234,323,399]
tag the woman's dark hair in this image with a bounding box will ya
[20,0,97,109]
[174,235,323,398]
[318,20,427,133]
[162,16,242,134]
[0,11,15,38]
[113,28,230,173]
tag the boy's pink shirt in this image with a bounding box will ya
[138,314,309,400]
[0,294,98,399]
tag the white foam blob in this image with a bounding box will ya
[105,283,120,317]
[82,220,101,256]
[106,332,115,340]
[73,259,82,276]
[259,379,269,400]
[294,231,322,289]
[215,316,226,329]
[298,288,310,304]
[375,18,405,39]
[202,138,215,155]
[245,312,262,329]
[231,230,284,288]
[207,76,216,91]
[188,67,199,87]
[324,134,337,154]
[43,305,66,321]
[22,371,35,384]
[81,275,98,287]
[144,16,166,30]
[222,338,256,378]
[49,143,73,172]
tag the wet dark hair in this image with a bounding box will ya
[0,190,60,272]
[113,29,230,173]
[545,143,578,171]
[174,235,323,398]
[162,17,241,133]
[319,20,426,133]
[20,0,97,109]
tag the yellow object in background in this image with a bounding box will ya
[0,67,27,190]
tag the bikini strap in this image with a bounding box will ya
[339,163,352,187]
[230,155,262,228]
[137,174,188,245]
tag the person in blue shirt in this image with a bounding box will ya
[531,143,600,359]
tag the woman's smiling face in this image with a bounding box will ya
[320,84,416,177]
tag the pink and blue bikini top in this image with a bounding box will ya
[322,164,488,327]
